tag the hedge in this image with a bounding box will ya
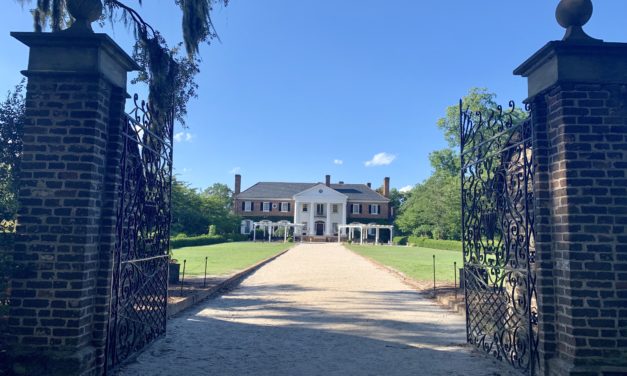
[392,236,408,245]
[407,236,462,252]
[169,234,249,250]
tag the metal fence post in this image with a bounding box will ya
[454,261,457,300]
[432,254,436,296]
[203,256,208,288]
[180,259,186,296]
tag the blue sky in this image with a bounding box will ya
[2,1,627,192]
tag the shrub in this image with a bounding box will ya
[407,236,462,252]
[170,234,226,249]
[0,232,14,317]
[226,234,248,242]
[393,236,408,245]
[170,233,254,249]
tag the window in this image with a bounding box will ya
[302,204,308,212]
[244,201,252,212]
[332,204,338,213]
[370,204,379,215]
[263,202,270,212]
[316,204,325,216]
[281,202,290,212]
[352,203,361,214]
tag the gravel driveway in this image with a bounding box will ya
[117,243,506,376]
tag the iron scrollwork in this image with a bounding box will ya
[106,94,174,371]
[460,101,539,374]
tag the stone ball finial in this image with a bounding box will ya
[555,0,600,42]
[556,0,593,29]
[65,0,103,33]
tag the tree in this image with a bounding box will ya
[428,148,460,176]
[170,178,239,237]
[170,179,208,236]
[437,87,527,149]
[0,81,25,226]
[202,183,233,210]
[395,165,461,240]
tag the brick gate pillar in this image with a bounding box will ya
[514,3,627,375]
[7,21,138,376]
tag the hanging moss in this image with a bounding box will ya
[17,0,227,131]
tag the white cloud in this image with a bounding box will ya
[333,159,344,165]
[174,132,193,143]
[364,152,396,167]
[229,167,241,174]
[399,185,413,193]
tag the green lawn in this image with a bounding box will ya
[172,242,291,276]
[346,245,462,282]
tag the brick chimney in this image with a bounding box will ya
[235,174,241,195]
[383,177,390,198]
[367,182,372,188]
[325,174,331,187]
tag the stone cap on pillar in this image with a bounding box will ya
[11,31,140,89]
[514,41,627,98]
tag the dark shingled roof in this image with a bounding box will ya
[236,182,389,202]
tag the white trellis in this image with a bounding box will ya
[252,220,305,243]
[337,223,394,245]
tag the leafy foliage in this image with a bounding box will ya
[0,82,23,323]
[437,87,527,148]
[171,178,240,237]
[395,170,461,240]
[0,81,25,223]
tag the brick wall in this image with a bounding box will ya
[346,202,390,221]
[234,199,391,222]
[7,30,137,375]
[234,200,294,218]
[8,74,120,375]
[531,83,627,375]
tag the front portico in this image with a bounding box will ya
[293,184,347,236]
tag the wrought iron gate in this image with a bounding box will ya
[106,95,174,371]
[460,101,538,374]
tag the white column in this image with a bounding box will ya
[360,226,364,245]
[309,201,314,235]
[253,224,257,241]
[284,225,288,243]
[325,202,331,236]
[375,228,380,245]
[341,202,347,236]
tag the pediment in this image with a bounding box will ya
[293,184,347,202]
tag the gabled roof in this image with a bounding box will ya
[236,182,389,202]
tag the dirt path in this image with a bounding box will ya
[117,243,506,376]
